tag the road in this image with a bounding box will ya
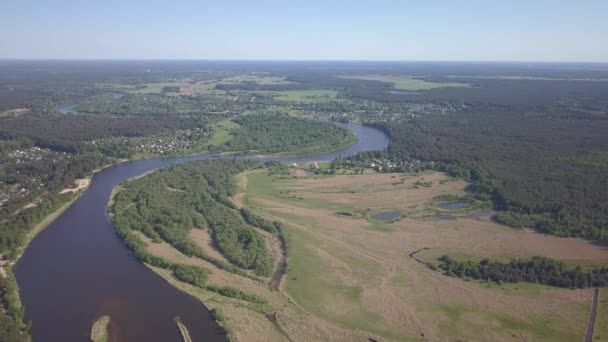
[585,288,600,342]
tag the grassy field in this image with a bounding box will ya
[221,74,294,85]
[103,74,294,97]
[105,81,227,96]
[0,108,28,117]
[243,168,606,341]
[595,288,608,341]
[116,165,607,341]
[448,75,608,81]
[342,75,469,90]
[208,119,240,148]
[254,89,339,103]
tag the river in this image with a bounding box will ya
[13,122,390,341]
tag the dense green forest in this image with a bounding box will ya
[226,114,356,155]
[110,160,274,276]
[0,269,28,341]
[380,109,608,241]
[437,255,608,288]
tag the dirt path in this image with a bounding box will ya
[269,248,287,290]
[408,247,430,265]
[585,288,600,342]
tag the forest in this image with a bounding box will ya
[110,160,274,276]
[226,114,357,155]
[437,255,608,289]
[380,108,608,241]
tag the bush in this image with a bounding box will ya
[172,264,208,288]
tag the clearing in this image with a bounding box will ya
[221,74,294,85]
[254,90,339,103]
[0,108,29,117]
[341,75,469,90]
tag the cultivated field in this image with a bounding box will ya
[341,75,469,90]
[253,89,339,103]
[221,74,294,85]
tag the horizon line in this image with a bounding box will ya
[1,58,608,64]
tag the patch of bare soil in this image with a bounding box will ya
[291,169,307,177]
[188,228,230,264]
[60,178,90,194]
[0,108,28,117]
[230,171,251,209]
[178,83,195,96]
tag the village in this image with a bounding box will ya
[294,100,465,123]
[287,157,436,175]
[87,127,210,156]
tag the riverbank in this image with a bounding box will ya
[0,161,124,337]
[108,165,384,341]
[14,122,390,341]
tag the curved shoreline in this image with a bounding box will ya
[13,122,389,341]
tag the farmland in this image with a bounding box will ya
[341,75,469,90]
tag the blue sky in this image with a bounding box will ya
[2,0,607,61]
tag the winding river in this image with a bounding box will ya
[13,121,390,341]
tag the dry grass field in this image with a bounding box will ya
[137,168,608,341]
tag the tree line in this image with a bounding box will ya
[437,255,608,289]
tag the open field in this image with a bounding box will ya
[221,74,294,85]
[448,75,608,81]
[254,89,339,102]
[111,165,608,341]
[138,229,379,342]
[106,81,227,96]
[208,119,239,148]
[241,169,608,341]
[595,289,608,341]
[101,74,294,97]
[0,108,29,117]
[341,75,470,90]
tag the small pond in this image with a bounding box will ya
[371,210,400,221]
[111,92,125,99]
[57,104,79,114]
[436,201,472,210]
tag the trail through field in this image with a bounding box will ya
[586,288,600,342]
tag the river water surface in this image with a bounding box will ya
[14,122,389,341]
